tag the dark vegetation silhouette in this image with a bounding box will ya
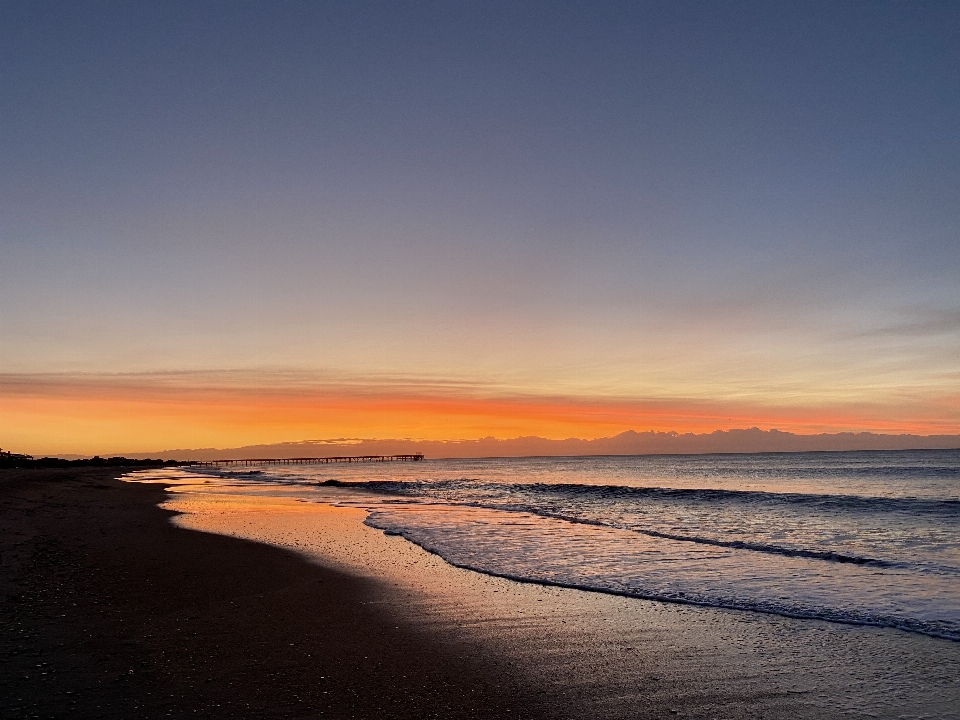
[0,450,180,469]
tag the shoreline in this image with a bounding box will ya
[4,467,959,719]
[0,468,560,719]
[162,476,960,720]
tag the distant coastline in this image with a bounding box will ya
[120,428,960,462]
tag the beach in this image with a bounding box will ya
[0,468,558,719]
[3,466,958,719]
[7,4,959,718]
[160,471,960,720]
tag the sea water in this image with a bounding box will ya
[186,450,960,641]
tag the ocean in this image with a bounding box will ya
[182,449,960,642]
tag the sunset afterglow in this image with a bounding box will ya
[3,371,957,456]
[1,3,958,455]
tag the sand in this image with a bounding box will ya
[3,467,959,719]
[0,468,558,719]
[161,477,960,720]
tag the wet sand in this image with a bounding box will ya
[163,478,960,720]
[4,468,959,719]
[0,468,559,719]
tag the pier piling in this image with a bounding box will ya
[185,454,425,468]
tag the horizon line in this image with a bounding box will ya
[85,427,960,461]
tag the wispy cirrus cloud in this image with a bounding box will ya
[859,308,960,338]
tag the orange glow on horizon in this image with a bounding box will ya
[2,373,956,456]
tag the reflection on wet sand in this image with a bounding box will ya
[130,469,960,720]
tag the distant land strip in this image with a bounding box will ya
[0,453,426,468]
[127,428,960,462]
[0,454,179,469]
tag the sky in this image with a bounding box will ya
[2,1,959,455]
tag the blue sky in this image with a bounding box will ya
[2,1,958,451]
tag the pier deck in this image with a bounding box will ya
[187,454,424,468]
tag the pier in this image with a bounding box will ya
[187,454,424,468]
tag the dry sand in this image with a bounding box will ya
[162,478,960,720]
